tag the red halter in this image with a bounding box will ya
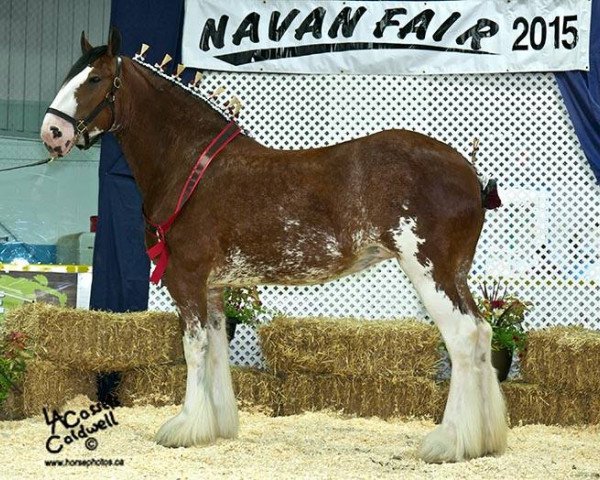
[145,120,241,284]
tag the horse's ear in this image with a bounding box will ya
[81,31,93,54]
[107,27,122,56]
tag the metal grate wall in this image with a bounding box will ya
[148,69,600,367]
[0,0,111,137]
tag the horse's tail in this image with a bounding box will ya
[467,138,501,210]
[480,177,502,210]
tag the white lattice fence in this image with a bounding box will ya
[148,71,600,367]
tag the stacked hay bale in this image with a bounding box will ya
[513,326,600,426]
[0,303,276,418]
[259,317,445,420]
[0,360,97,419]
[3,303,598,428]
[5,303,183,371]
[116,363,281,414]
[1,303,182,418]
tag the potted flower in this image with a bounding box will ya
[223,286,266,342]
[478,280,531,381]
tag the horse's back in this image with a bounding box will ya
[330,129,484,229]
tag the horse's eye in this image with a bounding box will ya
[89,76,101,84]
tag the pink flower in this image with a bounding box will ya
[490,300,505,309]
[5,331,28,351]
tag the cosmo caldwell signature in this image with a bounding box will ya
[44,402,119,454]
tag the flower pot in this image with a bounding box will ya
[491,348,512,382]
[226,316,240,342]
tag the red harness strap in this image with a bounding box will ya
[145,120,241,284]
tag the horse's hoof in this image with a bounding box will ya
[418,425,461,463]
[155,411,217,448]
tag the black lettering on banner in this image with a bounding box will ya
[561,15,578,49]
[269,9,301,41]
[327,6,367,39]
[295,7,326,40]
[513,17,529,50]
[529,16,546,50]
[512,16,578,51]
[456,18,499,51]
[232,12,260,46]
[398,9,435,40]
[373,8,407,38]
[200,16,228,51]
[549,16,560,48]
[432,12,461,42]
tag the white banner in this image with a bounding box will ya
[181,0,591,75]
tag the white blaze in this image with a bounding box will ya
[49,66,93,116]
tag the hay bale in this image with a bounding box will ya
[117,363,186,407]
[501,382,594,426]
[590,396,600,425]
[259,317,441,378]
[522,327,600,393]
[501,382,549,426]
[279,372,445,421]
[0,391,24,420]
[0,359,97,418]
[4,303,183,372]
[231,367,282,414]
[117,364,281,413]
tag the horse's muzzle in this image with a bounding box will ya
[40,112,76,158]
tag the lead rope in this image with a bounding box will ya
[0,158,54,173]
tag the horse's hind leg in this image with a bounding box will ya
[206,289,239,438]
[392,217,507,462]
[474,309,508,455]
[155,280,218,447]
[456,278,507,456]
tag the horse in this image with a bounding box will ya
[40,28,507,463]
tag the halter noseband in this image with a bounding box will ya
[46,56,122,150]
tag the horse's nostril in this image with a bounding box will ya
[53,146,63,154]
[50,126,62,139]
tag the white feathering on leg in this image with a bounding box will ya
[155,326,217,447]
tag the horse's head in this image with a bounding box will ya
[40,28,122,157]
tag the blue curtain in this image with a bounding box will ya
[555,0,600,184]
[89,0,185,312]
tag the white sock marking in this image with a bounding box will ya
[392,217,506,462]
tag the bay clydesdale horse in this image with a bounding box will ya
[40,28,507,463]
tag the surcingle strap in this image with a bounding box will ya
[145,120,241,284]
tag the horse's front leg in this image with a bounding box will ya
[155,282,218,447]
[206,288,239,438]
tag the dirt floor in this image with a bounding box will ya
[1,397,599,480]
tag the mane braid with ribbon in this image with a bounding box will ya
[132,55,247,134]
